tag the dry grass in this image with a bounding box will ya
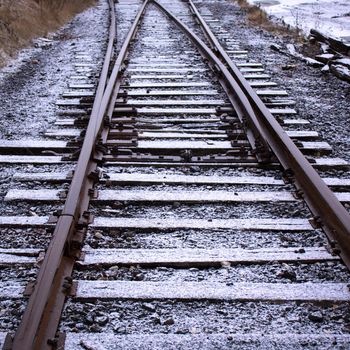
[0,0,96,66]
[233,0,305,41]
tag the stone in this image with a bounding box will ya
[142,303,156,312]
[304,57,324,68]
[161,317,175,326]
[330,64,350,82]
[321,65,330,73]
[134,273,145,281]
[176,328,189,334]
[277,265,297,281]
[270,43,283,52]
[221,261,231,268]
[95,315,109,326]
[94,231,103,239]
[334,58,350,69]
[282,65,296,71]
[308,311,324,322]
[85,314,94,325]
[315,53,335,64]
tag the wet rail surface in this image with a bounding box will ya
[1,0,350,349]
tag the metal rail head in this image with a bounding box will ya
[186,0,350,268]
[11,1,150,349]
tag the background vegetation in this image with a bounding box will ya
[0,0,95,66]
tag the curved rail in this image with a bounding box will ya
[10,1,150,348]
[177,0,350,268]
[152,1,271,162]
[9,0,350,347]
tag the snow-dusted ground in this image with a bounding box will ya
[247,0,350,41]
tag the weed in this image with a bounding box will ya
[0,0,96,67]
[233,0,306,41]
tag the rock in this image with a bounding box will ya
[85,314,94,325]
[75,323,85,330]
[315,53,335,64]
[115,326,127,333]
[321,65,330,73]
[176,328,189,334]
[310,29,328,42]
[217,309,228,316]
[157,267,168,272]
[308,36,316,44]
[320,43,330,54]
[304,57,324,67]
[134,273,145,281]
[111,201,123,208]
[161,317,175,326]
[80,340,107,350]
[277,264,297,281]
[95,315,109,326]
[334,58,350,69]
[308,311,324,322]
[282,64,296,71]
[330,64,350,82]
[270,43,283,52]
[94,231,103,239]
[142,303,156,312]
[190,327,200,334]
[221,261,231,268]
[310,29,350,55]
[286,44,298,56]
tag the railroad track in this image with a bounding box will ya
[1,0,350,349]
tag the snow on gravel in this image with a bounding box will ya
[247,0,350,41]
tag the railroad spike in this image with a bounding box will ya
[293,189,304,199]
[310,215,324,228]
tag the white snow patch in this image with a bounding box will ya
[247,0,350,41]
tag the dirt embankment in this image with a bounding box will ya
[0,0,96,66]
[234,0,303,40]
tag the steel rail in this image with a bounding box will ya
[185,0,350,268]
[150,1,271,162]
[10,1,150,348]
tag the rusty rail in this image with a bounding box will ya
[8,0,350,348]
[10,1,149,349]
[185,0,350,268]
[152,1,271,162]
